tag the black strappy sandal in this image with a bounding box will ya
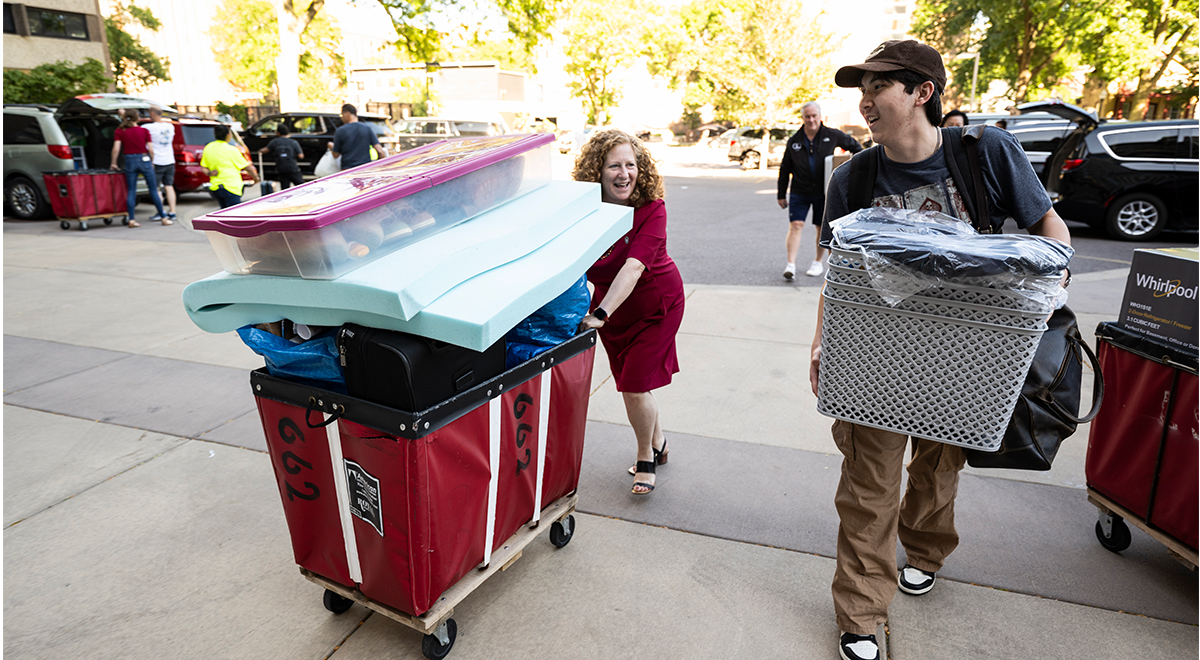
[627,440,668,476]
[631,460,656,495]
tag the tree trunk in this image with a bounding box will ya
[1080,72,1108,115]
[1129,22,1195,120]
[275,2,302,112]
[275,1,324,113]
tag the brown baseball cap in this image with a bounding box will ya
[835,40,947,91]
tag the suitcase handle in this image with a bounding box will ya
[305,397,345,428]
[453,367,475,392]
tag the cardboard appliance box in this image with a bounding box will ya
[1117,247,1199,353]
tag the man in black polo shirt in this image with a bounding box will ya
[777,102,862,279]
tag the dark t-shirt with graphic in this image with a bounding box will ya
[821,127,1051,246]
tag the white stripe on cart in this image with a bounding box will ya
[532,370,551,525]
[483,397,501,567]
[325,415,363,584]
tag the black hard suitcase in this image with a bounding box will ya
[337,323,507,412]
[257,154,275,197]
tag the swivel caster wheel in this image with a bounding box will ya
[422,618,457,659]
[1095,513,1132,553]
[79,220,88,231]
[60,220,70,230]
[104,217,113,225]
[550,514,575,548]
[322,589,353,614]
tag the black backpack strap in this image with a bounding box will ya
[942,126,988,233]
[846,146,880,211]
[962,124,994,234]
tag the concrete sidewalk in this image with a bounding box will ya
[4,198,1196,659]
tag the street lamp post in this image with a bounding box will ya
[956,52,981,113]
[970,52,980,113]
[424,61,441,116]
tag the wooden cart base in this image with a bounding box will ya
[1088,489,1198,571]
[58,214,127,231]
[301,492,578,658]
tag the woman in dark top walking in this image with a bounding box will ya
[574,129,685,495]
[110,108,166,227]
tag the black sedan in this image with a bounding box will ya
[241,112,397,177]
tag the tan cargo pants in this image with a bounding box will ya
[830,419,967,635]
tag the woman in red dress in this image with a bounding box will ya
[574,130,685,495]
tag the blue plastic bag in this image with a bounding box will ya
[505,275,590,368]
[236,325,347,393]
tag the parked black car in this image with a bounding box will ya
[1027,101,1198,241]
[1005,120,1075,182]
[241,111,397,177]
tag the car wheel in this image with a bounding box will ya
[5,176,50,220]
[1105,193,1167,241]
[741,150,761,169]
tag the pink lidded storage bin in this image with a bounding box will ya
[192,134,554,279]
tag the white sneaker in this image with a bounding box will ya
[898,564,936,595]
[806,260,824,277]
[839,632,879,660]
[783,263,796,280]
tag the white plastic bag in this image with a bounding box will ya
[314,151,340,178]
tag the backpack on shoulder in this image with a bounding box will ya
[843,126,1103,471]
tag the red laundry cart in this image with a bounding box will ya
[42,169,131,231]
[251,330,597,659]
[1086,322,1198,570]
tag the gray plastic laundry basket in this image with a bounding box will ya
[816,277,1047,451]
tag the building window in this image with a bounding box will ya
[3,4,16,34]
[27,8,89,40]
[356,81,365,90]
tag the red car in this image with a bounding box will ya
[55,94,252,196]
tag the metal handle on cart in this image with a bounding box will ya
[305,397,345,428]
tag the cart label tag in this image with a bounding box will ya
[343,460,384,536]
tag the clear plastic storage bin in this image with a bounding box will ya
[194,134,554,280]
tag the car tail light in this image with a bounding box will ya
[47,144,73,160]
[1061,158,1085,172]
[179,150,198,163]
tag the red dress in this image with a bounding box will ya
[586,199,685,392]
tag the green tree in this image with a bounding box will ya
[1124,0,1198,119]
[450,36,537,73]
[561,0,642,125]
[375,0,449,63]
[208,0,345,106]
[644,0,841,124]
[2,59,112,104]
[106,2,171,92]
[912,0,1119,103]
[493,0,561,65]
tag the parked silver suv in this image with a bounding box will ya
[726,125,798,169]
[3,104,75,219]
[393,118,508,152]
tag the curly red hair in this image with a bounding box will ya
[571,129,664,207]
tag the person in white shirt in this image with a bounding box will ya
[145,106,177,223]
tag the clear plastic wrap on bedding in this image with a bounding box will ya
[829,207,1073,311]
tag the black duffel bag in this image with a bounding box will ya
[966,305,1104,471]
